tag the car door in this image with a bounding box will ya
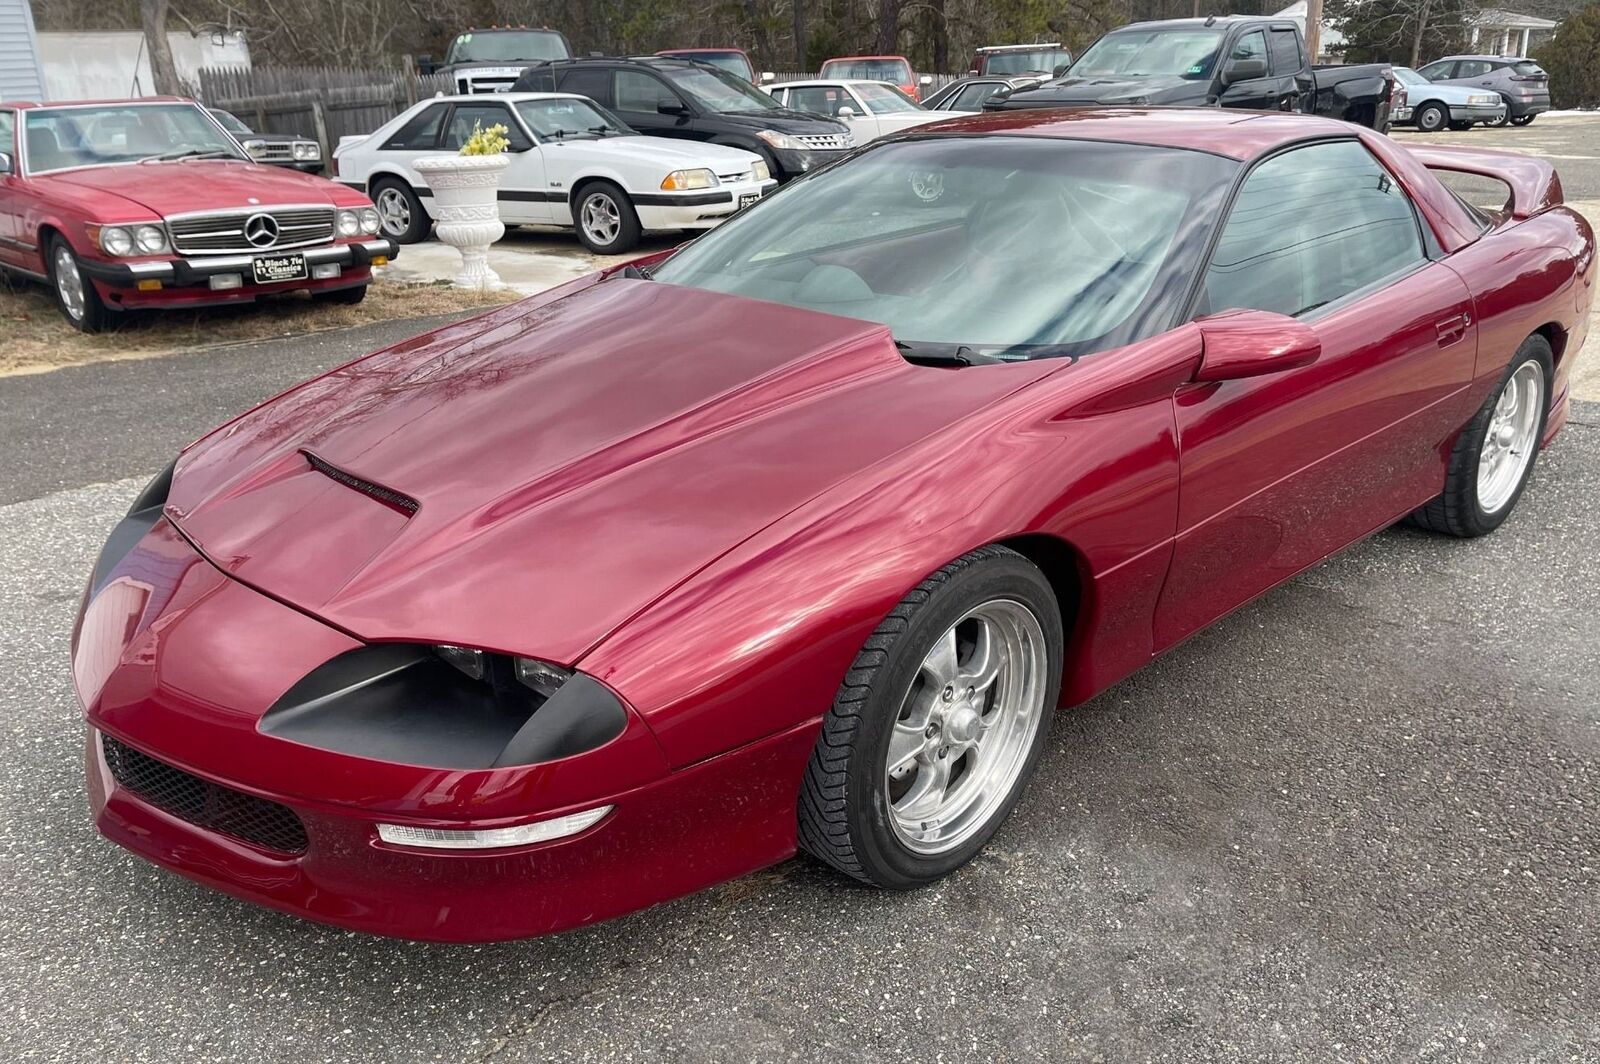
[439,101,548,223]
[1153,138,1478,648]
[1216,29,1275,109]
[613,69,698,141]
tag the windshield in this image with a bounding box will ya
[663,65,782,112]
[653,137,1236,360]
[855,82,923,113]
[1391,67,1429,87]
[823,58,914,83]
[24,104,246,173]
[1070,29,1224,80]
[516,97,631,139]
[209,109,253,135]
[984,48,1068,74]
[446,30,568,64]
[665,51,755,80]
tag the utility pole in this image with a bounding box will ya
[1305,0,1323,62]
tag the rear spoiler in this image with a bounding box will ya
[1406,144,1564,220]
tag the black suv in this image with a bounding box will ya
[513,57,854,181]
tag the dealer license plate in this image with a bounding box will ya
[252,253,308,285]
[739,193,761,210]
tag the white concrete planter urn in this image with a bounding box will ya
[414,153,509,289]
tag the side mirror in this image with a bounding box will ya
[416,53,435,75]
[1222,57,1268,85]
[241,138,268,159]
[837,105,856,118]
[760,71,776,84]
[0,152,12,176]
[1194,309,1320,382]
[1052,63,1070,78]
[919,74,934,86]
[657,100,689,116]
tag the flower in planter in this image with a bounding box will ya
[460,121,510,156]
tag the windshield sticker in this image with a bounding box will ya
[1186,62,1206,74]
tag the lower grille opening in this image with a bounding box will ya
[102,735,309,855]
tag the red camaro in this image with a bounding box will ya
[73,109,1593,941]
[0,98,397,332]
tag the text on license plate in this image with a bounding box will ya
[252,254,308,284]
[739,193,761,210]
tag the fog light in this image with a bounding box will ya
[376,806,613,850]
[311,262,341,279]
[209,273,243,290]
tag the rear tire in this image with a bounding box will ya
[1511,113,1536,126]
[1409,335,1552,538]
[798,545,1063,889]
[370,177,430,244]
[1414,102,1448,133]
[1485,102,1510,127]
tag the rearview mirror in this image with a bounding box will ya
[1222,57,1268,84]
[1194,309,1320,381]
[657,99,689,116]
[0,152,12,176]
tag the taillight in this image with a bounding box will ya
[1393,87,1407,108]
[329,155,339,178]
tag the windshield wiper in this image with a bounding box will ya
[140,148,234,163]
[894,341,997,367]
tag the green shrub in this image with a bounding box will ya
[1533,4,1600,109]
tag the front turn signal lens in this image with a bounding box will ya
[377,806,613,850]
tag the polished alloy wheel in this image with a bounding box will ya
[885,599,1049,855]
[1477,359,1544,514]
[375,187,411,237]
[53,244,85,321]
[581,193,621,247]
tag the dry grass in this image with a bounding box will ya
[0,277,520,376]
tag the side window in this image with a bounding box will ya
[1267,29,1301,75]
[383,104,446,150]
[615,71,675,112]
[1419,61,1453,81]
[1455,60,1493,78]
[0,110,14,159]
[1231,30,1267,67]
[1204,141,1425,319]
[557,67,611,105]
[787,86,845,116]
[441,104,529,151]
[951,82,1003,109]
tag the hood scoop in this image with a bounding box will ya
[302,450,419,516]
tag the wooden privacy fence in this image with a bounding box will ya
[194,65,966,162]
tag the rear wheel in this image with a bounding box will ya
[1511,113,1536,126]
[573,181,641,255]
[798,546,1063,888]
[1414,102,1448,133]
[1484,102,1510,127]
[48,236,114,333]
[371,178,429,244]
[1409,335,1552,537]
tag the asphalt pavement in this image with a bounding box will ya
[4,127,1600,1062]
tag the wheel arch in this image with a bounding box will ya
[991,532,1093,692]
[1534,321,1569,369]
[568,171,633,209]
[367,168,430,211]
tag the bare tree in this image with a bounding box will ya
[139,0,181,93]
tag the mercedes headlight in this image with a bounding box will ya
[660,168,718,191]
[134,224,169,255]
[750,158,770,182]
[756,129,805,151]
[359,206,381,234]
[97,225,134,256]
[336,209,361,236]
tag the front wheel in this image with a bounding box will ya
[48,236,114,333]
[573,182,641,255]
[798,545,1063,888]
[1409,335,1552,537]
[1414,102,1448,133]
[371,178,430,244]
[1511,113,1536,126]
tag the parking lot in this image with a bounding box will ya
[2,115,1598,1062]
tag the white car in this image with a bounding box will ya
[334,93,776,254]
[766,80,973,143]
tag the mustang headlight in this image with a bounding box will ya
[660,168,718,191]
[293,140,321,160]
[756,129,804,151]
[750,158,771,182]
[358,206,381,234]
[97,225,135,256]
[134,224,169,254]
[336,209,361,236]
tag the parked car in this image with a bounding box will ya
[969,43,1071,76]
[987,16,1395,130]
[513,57,853,182]
[419,26,573,94]
[655,48,772,84]
[767,80,969,142]
[207,108,323,172]
[0,98,394,333]
[923,74,1046,112]
[335,92,774,254]
[76,107,1593,941]
[1415,55,1550,126]
[1390,66,1507,131]
[818,55,931,100]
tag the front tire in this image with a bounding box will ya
[1409,335,1552,537]
[1414,102,1448,133]
[573,181,641,255]
[47,236,114,333]
[370,177,430,244]
[798,545,1063,889]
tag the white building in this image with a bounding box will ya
[36,30,250,100]
[1466,8,1558,56]
[0,0,46,102]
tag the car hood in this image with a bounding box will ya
[994,74,1200,107]
[712,108,851,135]
[164,277,1055,664]
[46,160,343,216]
[546,135,761,171]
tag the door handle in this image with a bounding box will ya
[1435,313,1470,345]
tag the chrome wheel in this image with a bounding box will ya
[375,187,411,237]
[53,244,85,321]
[580,192,621,247]
[1477,360,1544,514]
[885,599,1049,855]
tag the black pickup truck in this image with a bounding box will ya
[986,16,1394,129]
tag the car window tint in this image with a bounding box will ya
[615,71,674,111]
[1511,61,1545,76]
[385,104,446,150]
[1418,61,1452,80]
[951,82,1002,109]
[1268,29,1301,75]
[557,67,611,104]
[1455,60,1494,77]
[787,86,848,117]
[1231,30,1267,64]
[441,104,528,151]
[1205,141,1425,319]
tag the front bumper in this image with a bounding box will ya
[79,238,397,289]
[769,146,851,179]
[636,179,778,230]
[74,513,809,941]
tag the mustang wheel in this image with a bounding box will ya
[48,236,113,333]
[574,181,641,255]
[799,545,1062,888]
[371,178,429,243]
[1414,102,1448,133]
[1411,335,1552,537]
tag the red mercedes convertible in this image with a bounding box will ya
[73,109,1593,941]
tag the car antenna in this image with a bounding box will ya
[1204,14,1217,25]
